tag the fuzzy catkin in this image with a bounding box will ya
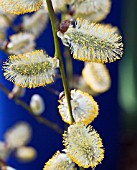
[3,50,59,88]
[63,123,104,168]
[0,0,43,15]
[58,18,123,63]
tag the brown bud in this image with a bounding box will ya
[59,20,70,33]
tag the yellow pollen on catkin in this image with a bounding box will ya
[65,0,111,22]
[63,123,104,168]
[82,62,111,93]
[57,18,124,63]
[0,0,43,15]
[43,151,76,170]
[58,89,99,125]
[3,50,59,88]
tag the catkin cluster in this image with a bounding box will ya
[0,0,124,169]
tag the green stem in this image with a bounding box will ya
[65,47,73,88]
[46,0,74,123]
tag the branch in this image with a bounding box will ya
[44,86,60,95]
[0,83,63,134]
[46,0,74,123]
[64,47,73,88]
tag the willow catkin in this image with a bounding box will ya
[23,9,48,38]
[58,89,99,125]
[3,50,59,88]
[0,0,43,15]
[65,0,111,22]
[44,151,76,170]
[57,18,123,63]
[7,32,35,55]
[82,62,111,93]
[63,123,104,168]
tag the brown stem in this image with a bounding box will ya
[44,86,60,95]
[0,83,63,134]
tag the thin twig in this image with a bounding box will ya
[44,86,60,95]
[0,83,63,134]
[55,73,62,79]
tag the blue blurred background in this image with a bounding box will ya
[1,0,137,170]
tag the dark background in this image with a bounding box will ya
[1,0,137,170]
